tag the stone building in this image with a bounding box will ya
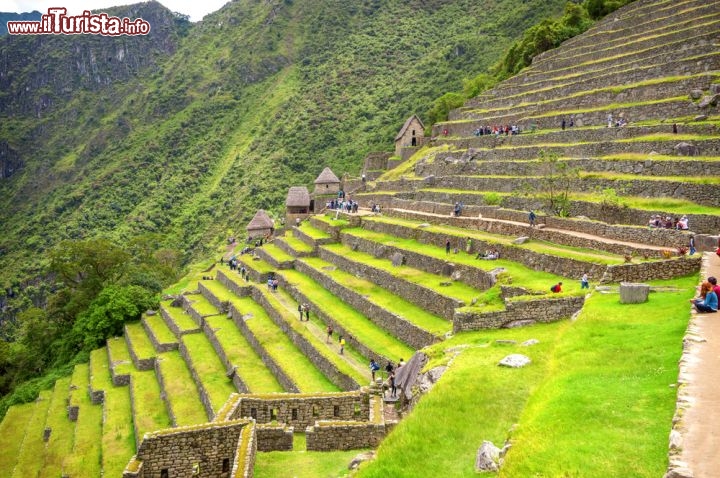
[394,115,424,157]
[285,186,312,225]
[313,167,340,195]
[246,209,274,239]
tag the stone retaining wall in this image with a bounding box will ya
[453,296,586,332]
[254,246,294,270]
[292,225,334,250]
[306,421,385,451]
[339,231,495,291]
[141,315,178,353]
[218,268,253,297]
[89,351,105,405]
[153,358,177,426]
[294,259,437,350]
[230,391,370,428]
[128,375,141,450]
[274,237,313,258]
[318,246,461,320]
[160,304,200,337]
[200,315,249,393]
[248,285,361,391]
[181,294,215,327]
[228,302,299,393]
[124,325,155,372]
[256,425,294,452]
[602,256,701,283]
[177,339,218,422]
[108,344,131,387]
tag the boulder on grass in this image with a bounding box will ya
[619,282,650,304]
[475,441,500,472]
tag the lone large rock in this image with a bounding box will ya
[674,142,699,156]
[475,441,501,472]
[499,354,531,368]
[619,282,650,304]
[390,252,405,267]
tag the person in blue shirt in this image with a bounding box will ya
[692,281,718,313]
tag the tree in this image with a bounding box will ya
[426,92,465,127]
[528,150,580,217]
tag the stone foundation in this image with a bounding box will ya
[453,296,585,332]
[306,421,385,451]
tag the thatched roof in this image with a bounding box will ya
[285,186,311,207]
[314,167,340,184]
[246,209,274,231]
[395,115,424,142]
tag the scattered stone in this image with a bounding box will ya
[689,89,703,100]
[43,427,52,442]
[663,467,694,478]
[495,340,517,346]
[697,93,720,108]
[321,265,336,271]
[521,339,540,347]
[390,252,405,267]
[711,84,720,95]
[536,223,546,229]
[674,142,699,156]
[513,236,530,245]
[348,451,376,470]
[439,281,452,287]
[146,309,157,316]
[669,429,683,451]
[376,245,387,257]
[417,223,431,228]
[499,354,531,368]
[226,365,238,378]
[422,175,436,185]
[170,296,183,307]
[451,270,462,281]
[694,114,708,122]
[502,319,536,329]
[475,441,501,472]
[471,297,478,306]
[441,262,455,276]
[620,282,650,304]
[488,267,506,284]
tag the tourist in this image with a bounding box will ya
[690,281,718,313]
[551,282,563,293]
[529,210,536,227]
[298,303,303,320]
[607,113,613,128]
[689,236,696,256]
[446,240,451,255]
[709,277,720,297]
[369,359,380,382]
[581,273,589,289]
[678,216,689,230]
[339,336,346,355]
[672,123,678,134]
[466,237,473,254]
[561,118,566,130]
[569,115,575,127]
[326,325,333,343]
[304,304,310,321]
[384,361,394,378]
[389,371,397,397]
[397,358,404,369]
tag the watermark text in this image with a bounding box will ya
[7,8,151,36]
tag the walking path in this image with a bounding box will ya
[670,251,720,478]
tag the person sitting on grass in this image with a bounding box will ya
[551,282,563,293]
[691,281,718,313]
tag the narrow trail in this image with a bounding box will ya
[676,251,720,478]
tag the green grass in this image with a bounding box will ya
[38,377,75,478]
[185,291,223,317]
[253,283,368,385]
[254,449,366,478]
[107,336,133,377]
[232,296,340,393]
[303,254,452,335]
[261,243,296,263]
[237,254,275,275]
[379,145,433,181]
[160,300,201,332]
[314,214,350,228]
[0,402,35,473]
[130,369,172,440]
[63,364,102,478]
[281,269,415,362]
[11,389,53,478]
[599,153,720,162]
[156,350,209,426]
[100,376,135,477]
[124,321,157,361]
[297,221,332,240]
[281,230,314,253]
[181,333,238,413]
[90,347,112,393]
[358,275,696,477]
[142,313,178,347]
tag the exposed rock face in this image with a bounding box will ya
[0,141,21,179]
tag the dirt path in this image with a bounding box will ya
[673,251,720,478]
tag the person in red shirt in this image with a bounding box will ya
[709,277,720,297]
[551,282,563,293]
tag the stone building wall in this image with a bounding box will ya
[395,116,424,156]
[255,424,294,452]
[602,256,701,283]
[229,391,370,429]
[363,152,392,171]
[293,259,437,350]
[306,421,386,451]
[317,246,461,320]
[453,296,586,332]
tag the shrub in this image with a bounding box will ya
[484,192,502,206]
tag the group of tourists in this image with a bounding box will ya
[476,248,499,260]
[648,215,689,230]
[473,125,521,136]
[691,277,719,313]
[328,198,359,213]
[267,277,279,291]
[297,303,311,321]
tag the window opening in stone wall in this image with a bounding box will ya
[222,458,230,473]
[354,403,361,417]
[250,407,257,419]
[271,408,278,421]
[312,405,319,417]
[160,469,169,478]
[333,405,340,417]
[292,408,298,420]
[192,462,200,475]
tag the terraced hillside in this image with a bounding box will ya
[0,0,715,476]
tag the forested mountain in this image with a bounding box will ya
[0,0,566,321]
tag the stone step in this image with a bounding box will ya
[107,336,133,387]
[141,312,179,353]
[89,347,112,405]
[292,222,335,250]
[274,230,314,258]
[123,321,157,371]
[154,350,209,427]
[62,363,102,478]
[128,368,171,449]
[254,242,296,269]
[37,377,75,478]
[159,300,201,337]
[10,390,52,478]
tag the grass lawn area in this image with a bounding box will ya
[101,378,135,477]
[281,230,314,253]
[185,291,222,317]
[156,350,209,426]
[124,321,156,361]
[281,269,415,362]
[358,275,695,477]
[181,333,237,413]
[90,347,112,393]
[0,402,35,472]
[297,221,332,240]
[254,449,367,478]
[130,369,172,439]
[160,300,200,332]
[302,255,451,335]
[63,364,102,478]
[107,336,133,377]
[233,296,339,393]
[261,243,295,263]
[11,390,53,478]
[237,254,275,274]
[38,377,75,478]
[315,214,350,228]
[143,313,177,347]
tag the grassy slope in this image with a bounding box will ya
[357,275,695,477]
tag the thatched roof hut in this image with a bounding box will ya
[246,209,274,238]
[286,186,311,209]
[313,167,340,194]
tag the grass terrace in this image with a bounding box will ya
[297,221,332,240]
[313,214,350,228]
[62,364,102,478]
[130,370,172,439]
[280,230,314,254]
[281,269,416,361]
[237,253,275,275]
[160,300,201,333]
[100,380,134,477]
[255,449,366,478]
[124,322,157,362]
[260,243,295,263]
[143,313,177,347]
[107,336,133,377]
[530,95,688,119]
[38,377,74,478]
[181,333,238,413]
[11,390,52,478]
[303,253,452,334]
[0,402,35,472]
[155,350,209,426]
[232,295,340,393]
[185,291,223,317]
[358,276,695,478]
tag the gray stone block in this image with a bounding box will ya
[619,282,650,303]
